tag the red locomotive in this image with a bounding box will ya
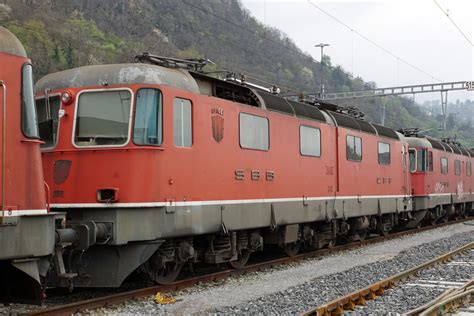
[34,54,470,289]
[0,23,471,304]
[404,132,473,223]
[0,26,58,303]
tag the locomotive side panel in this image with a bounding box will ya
[335,127,409,217]
[156,88,338,229]
[42,83,338,241]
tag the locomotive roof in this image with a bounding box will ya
[405,137,432,149]
[34,61,400,141]
[189,71,400,139]
[428,137,470,156]
[0,26,27,57]
[406,136,471,157]
[35,63,200,94]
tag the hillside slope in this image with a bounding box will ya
[1,0,470,144]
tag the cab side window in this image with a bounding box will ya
[378,142,390,165]
[346,135,362,161]
[134,89,162,145]
[239,113,269,151]
[409,149,417,172]
[173,98,192,147]
[417,149,427,172]
[22,64,40,138]
[36,95,61,148]
[454,160,461,175]
[300,126,321,157]
[428,151,434,172]
[440,157,448,174]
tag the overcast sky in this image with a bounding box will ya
[240,0,474,103]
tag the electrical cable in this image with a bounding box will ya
[306,0,443,82]
[306,0,473,98]
[181,0,319,65]
[433,0,473,47]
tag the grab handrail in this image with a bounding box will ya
[0,81,6,212]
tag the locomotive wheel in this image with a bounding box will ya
[358,230,367,241]
[284,242,301,257]
[230,249,251,269]
[148,262,184,285]
[326,239,336,249]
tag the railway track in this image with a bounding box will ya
[27,217,473,316]
[302,237,474,315]
[406,279,474,315]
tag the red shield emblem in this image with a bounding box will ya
[211,115,224,142]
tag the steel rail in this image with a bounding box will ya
[406,279,474,316]
[404,288,457,316]
[301,240,474,316]
[420,288,473,315]
[27,217,473,316]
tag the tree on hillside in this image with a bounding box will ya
[0,4,11,23]
[2,0,471,146]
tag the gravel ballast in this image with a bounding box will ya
[351,248,474,314]
[2,221,472,314]
[84,221,474,315]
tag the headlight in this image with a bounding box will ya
[61,90,74,105]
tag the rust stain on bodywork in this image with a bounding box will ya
[54,160,72,184]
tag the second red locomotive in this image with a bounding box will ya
[0,26,59,303]
[405,133,473,222]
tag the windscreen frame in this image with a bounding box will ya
[35,93,62,150]
[71,87,134,149]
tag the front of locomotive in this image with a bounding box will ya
[35,63,201,288]
[0,27,57,303]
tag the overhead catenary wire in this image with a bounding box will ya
[5,2,358,94]
[306,0,473,100]
[433,0,473,47]
[179,0,362,91]
[6,17,303,94]
[4,21,51,36]
[181,0,319,65]
[6,5,471,99]
[186,0,472,99]
[174,21,301,93]
[184,0,469,99]
[306,0,443,83]
[180,0,361,82]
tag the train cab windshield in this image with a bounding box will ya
[74,90,131,146]
[36,95,60,148]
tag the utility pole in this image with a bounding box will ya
[381,96,387,126]
[440,90,448,130]
[315,43,329,99]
